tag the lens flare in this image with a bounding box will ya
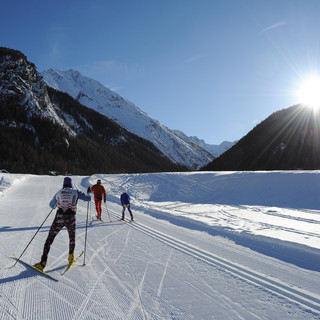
[297,75,320,109]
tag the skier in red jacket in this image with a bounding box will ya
[88,179,106,220]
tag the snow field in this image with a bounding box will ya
[0,171,320,319]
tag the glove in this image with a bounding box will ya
[87,187,91,193]
[104,198,106,203]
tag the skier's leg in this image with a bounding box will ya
[94,198,100,216]
[97,200,102,219]
[66,214,76,264]
[121,205,125,220]
[66,214,76,254]
[128,204,133,220]
[41,211,65,262]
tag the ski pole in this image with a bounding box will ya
[13,207,55,267]
[104,202,111,222]
[83,201,89,266]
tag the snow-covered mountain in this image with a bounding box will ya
[0,47,185,174]
[0,49,75,136]
[42,68,216,169]
[173,130,236,158]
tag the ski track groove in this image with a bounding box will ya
[108,210,320,315]
[88,222,128,265]
[132,272,148,320]
[72,263,111,320]
[37,276,99,319]
[0,296,18,320]
[218,207,320,239]
[0,270,22,319]
[75,236,138,319]
[54,269,119,319]
[87,223,184,319]
[157,248,173,297]
[182,259,245,319]
[13,264,42,320]
[175,259,252,320]
[98,249,146,319]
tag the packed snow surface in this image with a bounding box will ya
[1,171,320,319]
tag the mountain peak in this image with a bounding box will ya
[42,68,216,169]
[0,49,185,174]
[0,47,27,61]
[0,50,77,138]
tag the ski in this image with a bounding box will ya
[98,218,113,223]
[92,217,104,222]
[120,218,134,223]
[61,250,84,276]
[13,254,58,282]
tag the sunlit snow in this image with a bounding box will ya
[1,171,320,319]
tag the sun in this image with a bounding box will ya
[296,74,320,110]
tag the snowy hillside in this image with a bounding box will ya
[1,171,320,319]
[42,69,215,169]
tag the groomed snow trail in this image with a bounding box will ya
[0,173,320,319]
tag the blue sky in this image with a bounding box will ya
[2,0,320,144]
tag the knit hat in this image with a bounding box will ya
[63,177,72,188]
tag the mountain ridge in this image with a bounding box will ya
[41,68,220,169]
[172,129,236,158]
[0,47,186,174]
[202,104,320,170]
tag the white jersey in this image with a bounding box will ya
[56,188,79,212]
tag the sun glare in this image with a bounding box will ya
[297,75,320,110]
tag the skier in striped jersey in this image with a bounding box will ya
[34,177,90,270]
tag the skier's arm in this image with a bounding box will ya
[49,194,57,209]
[78,190,91,202]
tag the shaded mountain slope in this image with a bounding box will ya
[202,105,320,170]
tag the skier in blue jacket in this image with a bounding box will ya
[120,192,133,221]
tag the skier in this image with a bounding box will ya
[87,179,106,220]
[120,191,133,221]
[34,177,90,271]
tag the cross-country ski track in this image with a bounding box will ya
[1,171,320,319]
